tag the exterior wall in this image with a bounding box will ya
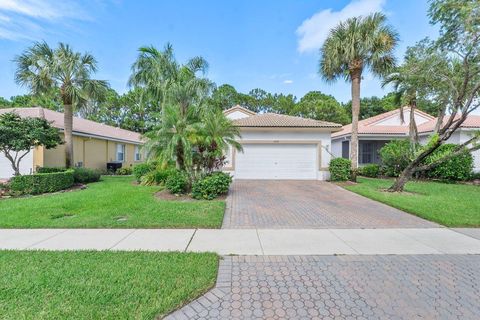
[226,110,251,120]
[372,110,431,126]
[226,129,333,180]
[43,134,142,171]
[0,148,34,178]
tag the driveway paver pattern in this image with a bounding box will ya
[166,255,480,320]
[223,180,437,228]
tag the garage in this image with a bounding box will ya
[235,143,317,180]
[0,150,33,179]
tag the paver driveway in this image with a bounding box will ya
[222,180,436,228]
[167,255,480,320]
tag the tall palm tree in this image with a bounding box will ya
[14,42,108,168]
[129,44,214,168]
[320,12,398,180]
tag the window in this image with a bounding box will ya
[341,141,349,159]
[116,144,125,162]
[134,145,141,161]
[359,142,374,164]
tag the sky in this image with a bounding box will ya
[0,0,438,103]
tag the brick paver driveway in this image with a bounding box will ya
[167,255,480,320]
[222,180,436,228]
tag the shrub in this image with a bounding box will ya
[423,144,473,181]
[165,170,189,194]
[379,140,416,177]
[192,172,233,200]
[37,167,67,174]
[72,167,101,184]
[9,170,74,195]
[470,172,480,180]
[141,167,176,186]
[116,167,132,175]
[133,163,155,182]
[329,158,352,181]
[359,164,380,178]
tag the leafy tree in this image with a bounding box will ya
[210,84,241,110]
[389,0,480,192]
[0,97,10,108]
[0,112,62,175]
[293,91,349,124]
[271,93,297,115]
[14,42,108,168]
[320,12,399,180]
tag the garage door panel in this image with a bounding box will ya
[235,144,317,180]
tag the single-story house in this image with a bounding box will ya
[331,107,480,172]
[223,105,342,180]
[0,107,144,178]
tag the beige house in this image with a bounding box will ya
[0,107,144,178]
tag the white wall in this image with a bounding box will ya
[226,110,251,120]
[0,150,34,179]
[331,139,344,158]
[373,110,431,126]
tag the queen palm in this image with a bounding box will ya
[320,12,398,180]
[14,42,108,168]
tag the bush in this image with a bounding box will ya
[192,172,233,200]
[133,163,155,182]
[379,140,416,177]
[471,172,480,180]
[165,170,189,194]
[116,167,132,175]
[37,167,67,174]
[72,167,101,184]
[359,164,380,178]
[423,144,473,181]
[9,170,74,195]
[329,158,352,181]
[141,167,176,186]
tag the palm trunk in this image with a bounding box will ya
[409,103,418,145]
[64,104,74,168]
[350,68,361,182]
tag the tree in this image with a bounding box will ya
[0,97,10,108]
[293,91,349,124]
[14,42,108,168]
[388,0,480,192]
[210,84,242,110]
[130,43,214,169]
[320,12,399,180]
[0,112,62,175]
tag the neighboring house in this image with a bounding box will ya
[0,107,144,179]
[332,107,480,172]
[223,105,342,180]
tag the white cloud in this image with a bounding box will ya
[0,0,91,40]
[296,0,386,53]
[283,80,293,84]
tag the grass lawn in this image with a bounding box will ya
[0,251,218,319]
[345,177,480,227]
[0,176,225,228]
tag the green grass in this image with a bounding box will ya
[345,177,480,227]
[0,176,225,228]
[0,251,218,319]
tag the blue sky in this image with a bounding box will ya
[0,0,437,103]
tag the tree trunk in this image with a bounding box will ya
[64,104,74,168]
[176,142,185,170]
[349,68,362,182]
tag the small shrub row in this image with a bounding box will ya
[133,163,156,182]
[72,168,101,184]
[9,170,74,195]
[329,158,352,181]
[359,164,380,178]
[165,170,190,194]
[141,167,176,186]
[115,167,133,175]
[192,172,232,200]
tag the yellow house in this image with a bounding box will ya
[0,107,144,178]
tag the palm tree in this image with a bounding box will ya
[195,109,242,172]
[14,42,108,168]
[319,12,398,181]
[129,44,214,168]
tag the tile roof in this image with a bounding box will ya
[232,112,342,129]
[417,114,480,133]
[0,107,143,144]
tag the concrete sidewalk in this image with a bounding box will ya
[1,228,480,255]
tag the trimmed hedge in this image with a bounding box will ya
[37,167,67,174]
[9,170,74,195]
[423,144,473,181]
[360,164,380,178]
[192,172,232,200]
[379,140,415,177]
[72,168,101,184]
[165,170,189,194]
[329,158,351,181]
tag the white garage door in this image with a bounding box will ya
[0,150,33,179]
[235,143,317,180]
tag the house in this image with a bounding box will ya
[331,107,480,172]
[223,105,342,180]
[0,107,144,178]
